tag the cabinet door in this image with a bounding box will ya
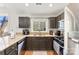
[39,38,46,50]
[58,15,61,21]
[26,37,32,50]
[55,17,58,28]
[19,17,30,28]
[55,12,64,28]
[26,37,53,50]
[8,48,18,55]
[49,17,56,28]
[32,38,40,50]
[5,43,18,55]
[45,37,53,50]
[60,13,64,20]
[0,51,5,55]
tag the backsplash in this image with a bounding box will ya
[29,32,49,35]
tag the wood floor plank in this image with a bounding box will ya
[47,50,58,55]
[20,50,26,55]
[20,50,57,55]
[25,50,33,55]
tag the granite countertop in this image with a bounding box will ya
[25,34,54,37]
[0,33,63,51]
[0,34,26,51]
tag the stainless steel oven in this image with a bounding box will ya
[53,37,64,55]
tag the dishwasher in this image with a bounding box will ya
[18,39,24,55]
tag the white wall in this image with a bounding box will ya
[7,11,18,33]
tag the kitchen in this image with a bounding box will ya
[0,3,79,55]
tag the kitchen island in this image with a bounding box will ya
[25,37,53,50]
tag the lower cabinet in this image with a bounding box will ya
[0,43,18,55]
[0,51,5,55]
[26,37,53,50]
[0,38,25,55]
[5,43,18,55]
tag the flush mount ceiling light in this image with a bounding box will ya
[36,3,42,5]
[49,4,53,7]
[25,3,29,7]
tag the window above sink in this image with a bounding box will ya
[31,18,49,32]
[33,21,46,31]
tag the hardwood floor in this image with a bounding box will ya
[25,50,33,55]
[47,50,58,55]
[20,50,57,55]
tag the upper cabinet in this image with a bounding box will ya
[56,12,64,21]
[48,17,56,28]
[56,12,64,28]
[60,12,64,20]
[49,12,64,29]
[19,17,30,28]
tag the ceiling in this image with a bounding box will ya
[0,3,68,17]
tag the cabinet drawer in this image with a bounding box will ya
[8,49,18,55]
[0,51,4,55]
[5,44,17,54]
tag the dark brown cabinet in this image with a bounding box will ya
[26,37,32,50]
[0,38,26,55]
[49,12,64,29]
[26,37,40,50]
[60,13,64,20]
[26,37,53,50]
[49,17,56,28]
[19,17,30,28]
[31,38,41,50]
[45,37,53,50]
[55,12,64,28]
[0,43,18,55]
[56,12,64,21]
[0,51,5,55]
[5,43,18,55]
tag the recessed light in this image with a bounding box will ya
[49,4,53,7]
[25,3,29,7]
